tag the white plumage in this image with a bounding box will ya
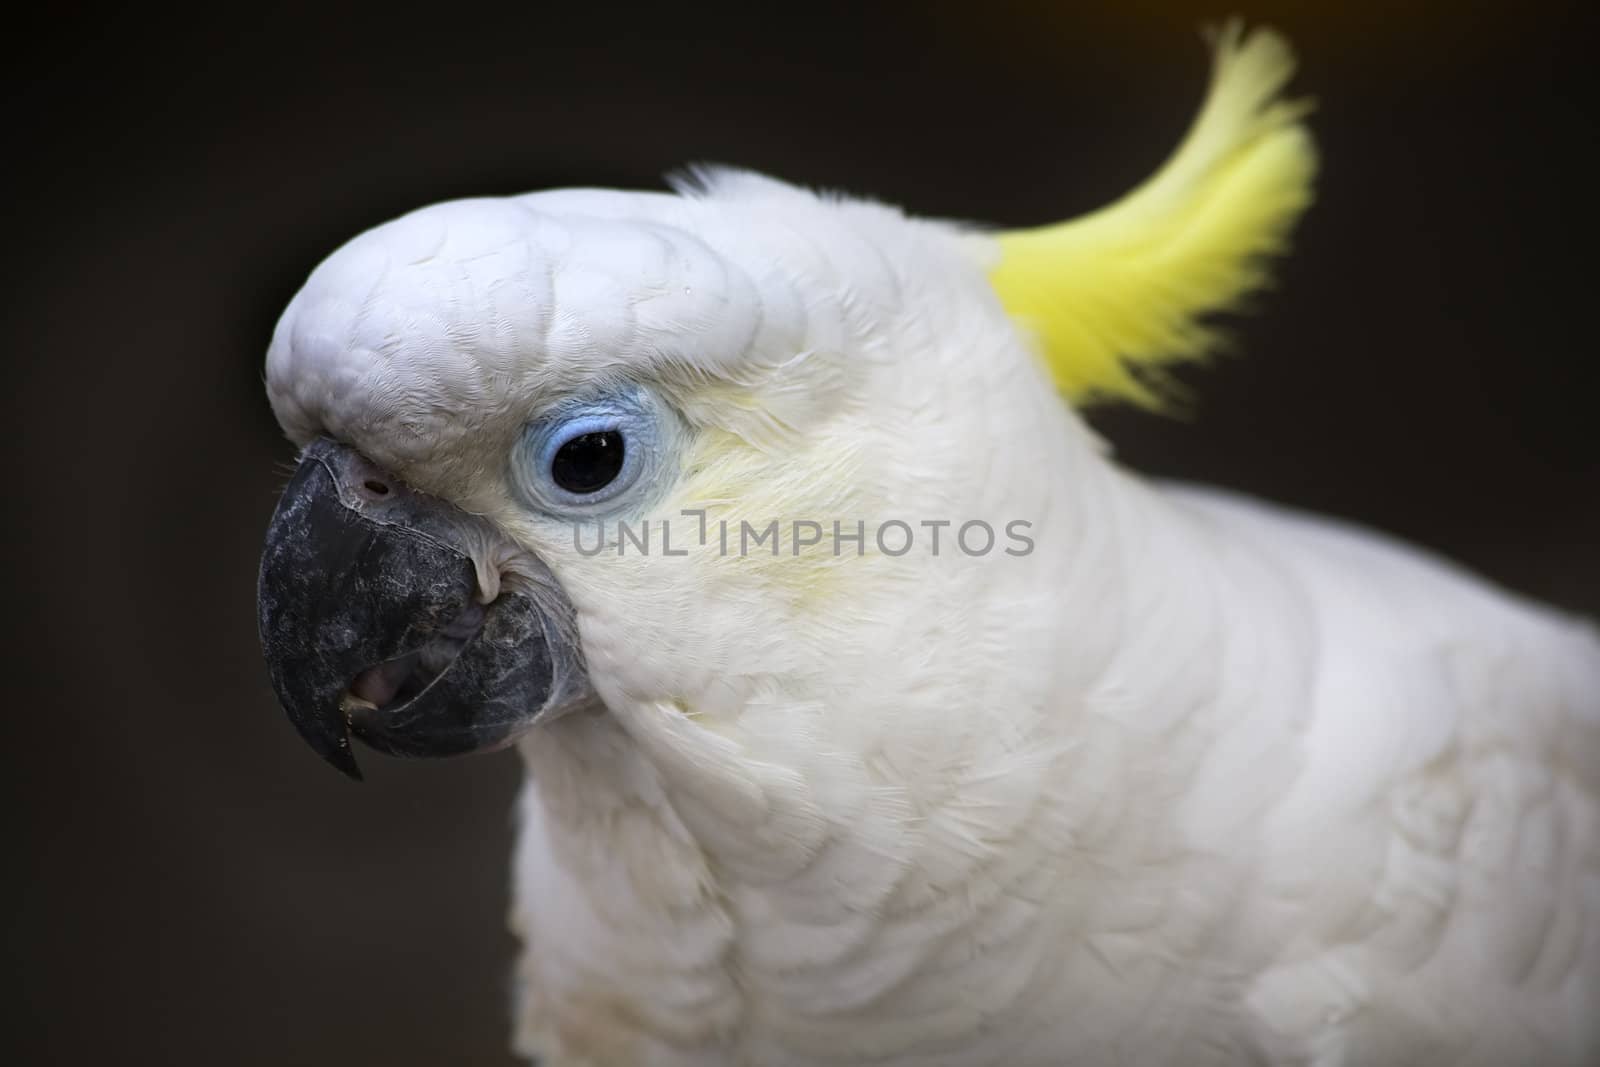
[265,29,1600,1066]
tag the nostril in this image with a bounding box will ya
[362,478,391,497]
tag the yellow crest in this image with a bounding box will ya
[989,23,1317,408]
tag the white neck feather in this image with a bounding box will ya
[509,405,1313,1064]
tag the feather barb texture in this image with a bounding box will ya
[989,22,1317,408]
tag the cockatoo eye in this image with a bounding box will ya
[513,387,669,514]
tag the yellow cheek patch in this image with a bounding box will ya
[989,22,1317,410]
[656,423,874,604]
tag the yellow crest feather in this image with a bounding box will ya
[989,22,1317,408]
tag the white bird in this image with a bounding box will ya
[256,24,1600,1066]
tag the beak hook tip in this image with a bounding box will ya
[329,749,365,782]
[294,714,365,781]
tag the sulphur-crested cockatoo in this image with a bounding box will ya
[257,24,1600,1067]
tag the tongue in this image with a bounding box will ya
[349,656,415,708]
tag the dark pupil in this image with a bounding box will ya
[551,431,626,494]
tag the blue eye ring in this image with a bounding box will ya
[512,387,667,515]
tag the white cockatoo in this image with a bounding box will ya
[257,24,1600,1066]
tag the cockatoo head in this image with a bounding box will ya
[258,25,1314,778]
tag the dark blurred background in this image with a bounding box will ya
[5,2,1594,1063]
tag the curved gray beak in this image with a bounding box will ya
[258,438,586,779]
